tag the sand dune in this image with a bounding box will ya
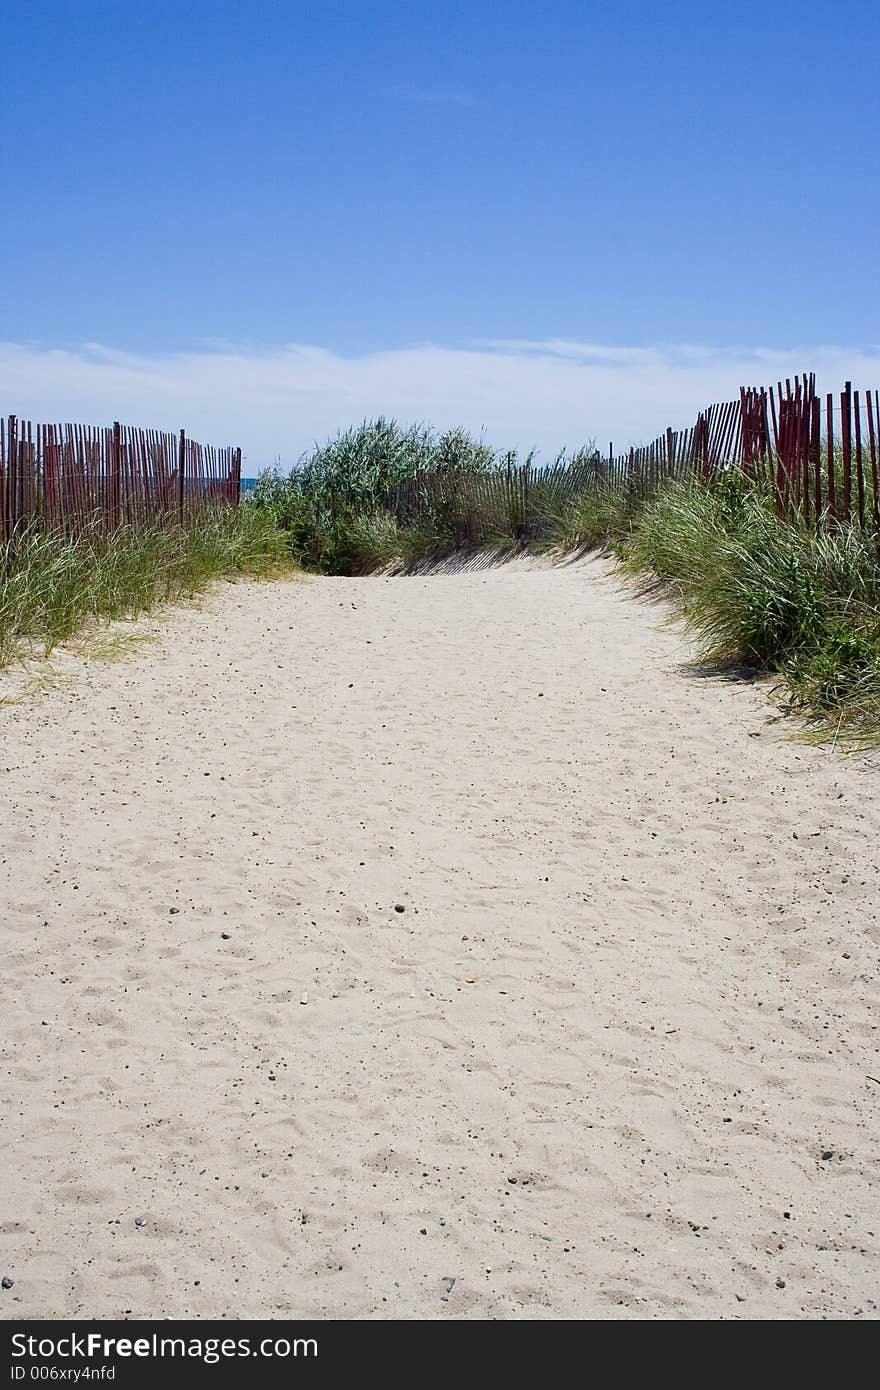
[1,554,879,1320]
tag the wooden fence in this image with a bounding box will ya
[6,374,879,544]
[386,373,880,538]
[606,373,880,529]
[1,416,242,541]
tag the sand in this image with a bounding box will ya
[1,553,879,1321]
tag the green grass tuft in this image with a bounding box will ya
[620,476,880,743]
[0,506,291,665]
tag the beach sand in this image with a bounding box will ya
[1,553,879,1320]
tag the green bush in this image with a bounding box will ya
[296,418,494,511]
[784,624,880,710]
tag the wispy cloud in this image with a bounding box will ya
[383,85,474,106]
[2,338,878,474]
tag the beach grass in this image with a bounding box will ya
[0,504,291,665]
[247,420,880,744]
[619,476,880,744]
[13,414,875,744]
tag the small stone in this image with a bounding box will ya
[419,1228,427,1235]
[1,1277,13,1290]
[394,904,406,913]
[169,908,180,915]
[776,1278,786,1289]
[220,932,231,940]
[820,1150,834,1161]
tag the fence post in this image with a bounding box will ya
[178,428,186,524]
[826,394,836,522]
[112,421,122,528]
[234,447,242,505]
[6,415,18,539]
[841,381,852,521]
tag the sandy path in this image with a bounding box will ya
[1,555,879,1321]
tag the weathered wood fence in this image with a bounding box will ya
[386,373,880,536]
[1,417,242,541]
[607,373,879,529]
[6,375,878,543]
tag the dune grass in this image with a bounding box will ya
[248,420,880,744]
[0,505,290,666]
[250,421,615,571]
[12,407,878,744]
[619,475,880,744]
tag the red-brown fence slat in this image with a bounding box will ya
[854,390,865,528]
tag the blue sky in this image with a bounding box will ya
[3,1,878,469]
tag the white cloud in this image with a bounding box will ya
[2,338,879,475]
